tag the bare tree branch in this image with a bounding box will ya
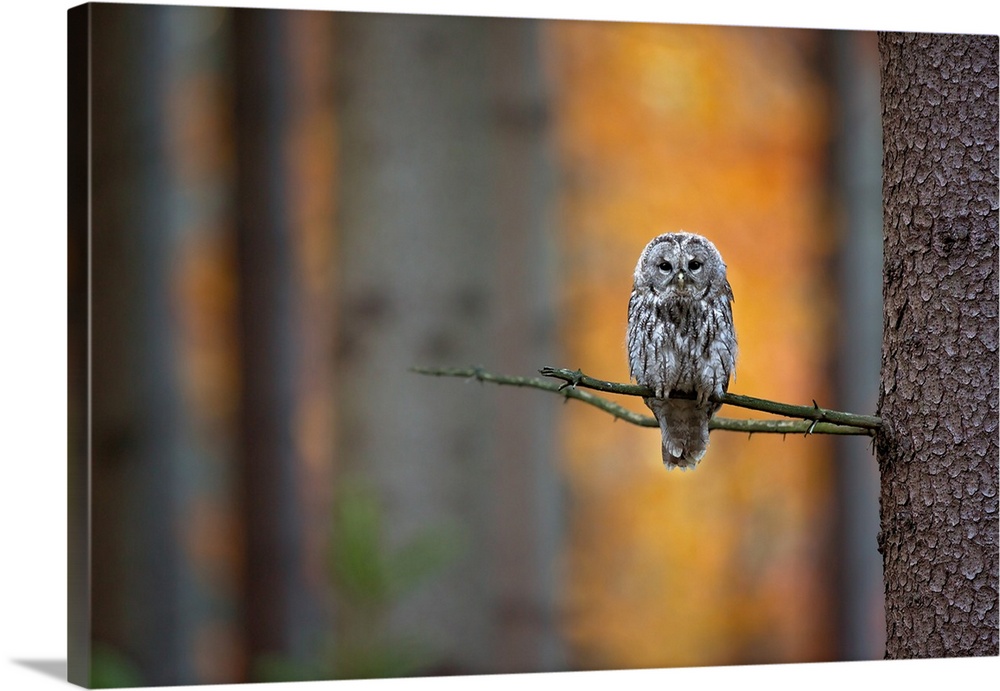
[537,367,882,430]
[412,365,878,436]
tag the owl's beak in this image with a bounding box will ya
[674,271,687,287]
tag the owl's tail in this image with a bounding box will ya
[647,398,711,470]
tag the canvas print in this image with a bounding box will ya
[67,2,998,688]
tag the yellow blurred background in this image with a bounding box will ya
[548,21,839,667]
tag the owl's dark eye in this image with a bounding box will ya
[657,260,673,272]
[688,259,703,271]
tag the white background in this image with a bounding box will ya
[1,1,997,689]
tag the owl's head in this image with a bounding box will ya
[633,231,731,301]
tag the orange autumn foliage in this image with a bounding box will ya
[545,21,838,667]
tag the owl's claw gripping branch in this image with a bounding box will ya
[549,367,583,391]
[413,365,880,436]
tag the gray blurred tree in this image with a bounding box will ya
[877,32,998,657]
[86,4,199,684]
[826,30,886,661]
[231,8,325,676]
[333,12,564,675]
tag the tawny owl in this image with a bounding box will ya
[627,232,737,469]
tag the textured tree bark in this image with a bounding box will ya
[877,32,998,658]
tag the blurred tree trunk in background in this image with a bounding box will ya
[89,4,197,684]
[488,20,564,671]
[877,32,999,657]
[334,12,564,675]
[826,30,885,660]
[231,7,326,676]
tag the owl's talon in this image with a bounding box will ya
[557,368,584,391]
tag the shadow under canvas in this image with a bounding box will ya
[12,659,68,682]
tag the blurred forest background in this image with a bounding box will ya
[68,4,886,686]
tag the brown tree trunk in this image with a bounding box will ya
[877,32,998,658]
[232,8,321,674]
